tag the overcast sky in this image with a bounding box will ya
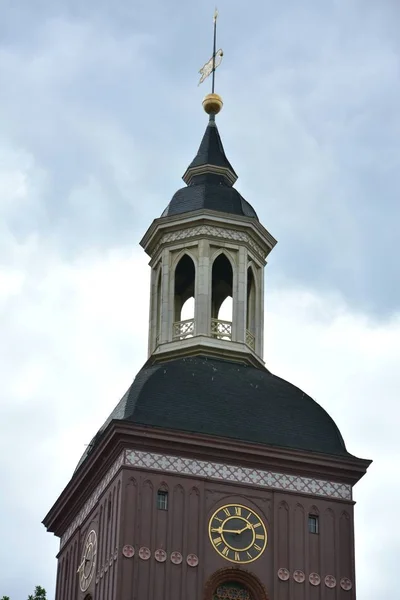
[1,0,399,598]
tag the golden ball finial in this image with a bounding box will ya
[202,93,223,115]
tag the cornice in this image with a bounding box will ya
[43,421,371,541]
[140,210,277,260]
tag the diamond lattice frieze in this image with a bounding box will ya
[124,449,352,501]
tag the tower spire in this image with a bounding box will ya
[198,8,224,117]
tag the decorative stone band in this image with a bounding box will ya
[125,449,352,501]
[60,452,124,548]
[162,225,266,259]
[60,448,352,549]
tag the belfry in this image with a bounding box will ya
[43,13,371,600]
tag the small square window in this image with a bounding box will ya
[308,514,319,534]
[157,490,168,510]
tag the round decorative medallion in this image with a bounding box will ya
[122,545,135,558]
[277,568,290,581]
[138,546,151,560]
[293,570,305,583]
[325,575,336,588]
[171,551,183,564]
[309,573,321,586]
[340,577,352,591]
[155,549,167,562]
[187,553,199,567]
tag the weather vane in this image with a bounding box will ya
[198,8,223,91]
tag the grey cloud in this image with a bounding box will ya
[1,2,399,597]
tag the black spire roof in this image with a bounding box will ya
[183,115,238,185]
[162,116,258,220]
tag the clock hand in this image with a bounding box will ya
[212,526,242,534]
[235,523,252,534]
[77,560,85,574]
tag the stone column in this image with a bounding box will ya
[147,266,157,356]
[195,239,210,336]
[234,246,247,343]
[258,264,265,358]
[160,248,172,343]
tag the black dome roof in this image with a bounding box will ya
[77,356,349,470]
[161,175,258,219]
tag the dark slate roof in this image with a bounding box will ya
[161,175,258,219]
[76,356,350,470]
[161,118,259,220]
[186,117,237,176]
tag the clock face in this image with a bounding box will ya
[208,504,267,564]
[78,529,97,592]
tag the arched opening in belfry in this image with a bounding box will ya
[211,253,233,340]
[173,254,195,339]
[246,266,256,349]
[156,269,162,344]
[212,582,253,600]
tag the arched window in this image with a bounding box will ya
[211,254,233,340]
[213,582,252,600]
[173,254,195,339]
[246,266,256,349]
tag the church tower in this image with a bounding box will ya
[43,16,371,600]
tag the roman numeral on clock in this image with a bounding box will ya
[223,507,230,517]
[213,537,222,547]
[234,552,240,561]
[222,546,230,557]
